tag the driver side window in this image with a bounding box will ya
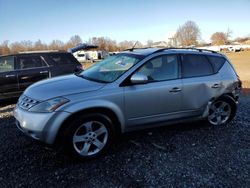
[137,55,179,81]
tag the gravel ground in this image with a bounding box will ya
[0,96,249,188]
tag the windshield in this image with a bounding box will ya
[80,54,142,83]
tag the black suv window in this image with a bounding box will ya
[207,56,226,73]
[18,56,47,69]
[137,55,179,81]
[0,56,15,72]
[48,53,76,65]
[181,54,213,78]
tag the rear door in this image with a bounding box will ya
[180,54,221,114]
[16,55,50,91]
[0,56,19,97]
[46,53,80,76]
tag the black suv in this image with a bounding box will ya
[0,51,82,100]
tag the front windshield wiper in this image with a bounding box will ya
[80,74,110,84]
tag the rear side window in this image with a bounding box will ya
[48,53,77,65]
[207,56,225,73]
[181,54,213,78]
[18,56,47,69]
[0,56,15,72]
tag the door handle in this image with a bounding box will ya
[211,84,221,88]
[40,71,48,74]
[20,76,29,80]
[5,74,15,78]
[169,87,182,92]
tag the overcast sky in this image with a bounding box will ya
[0,0,250,44]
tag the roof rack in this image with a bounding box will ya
[152,47,218,54]
[18,50,65,54]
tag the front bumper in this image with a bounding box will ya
[14,105,71,144]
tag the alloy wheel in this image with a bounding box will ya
[208,101,231,126]
[72,121,108,156]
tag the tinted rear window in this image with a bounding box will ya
[0,56,15,72]
[17,56,47,69]
[181,54,213,78]
[48,53,78,65]
[207,56,226,73]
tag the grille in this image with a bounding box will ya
[18,95,39,110]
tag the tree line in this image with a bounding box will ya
[0,36,127,55]
[1,21,249,55]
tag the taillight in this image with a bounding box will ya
[238,78,242,89]
[74,65,84,73]
[78,65,84,70]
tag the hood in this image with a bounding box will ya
[24,74,105,101]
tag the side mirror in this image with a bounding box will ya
[130,73,148,84]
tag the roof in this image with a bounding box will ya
[0,50,68,57]
[122,48,160,56]
[18,50,66,54]
[121,47,222,57]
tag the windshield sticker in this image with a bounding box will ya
[115,60,127,67]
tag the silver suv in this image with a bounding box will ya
[14,48,241,159]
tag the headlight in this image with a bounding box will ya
[29,97,69,113]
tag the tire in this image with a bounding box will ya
[207,96,236,126]
[61,113,115,160]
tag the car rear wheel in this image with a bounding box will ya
[63,114,114,160]
[207,97,236,126]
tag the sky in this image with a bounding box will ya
[0,0,250,44]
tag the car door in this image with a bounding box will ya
[16,55,50,91]
[0,56,19,98]
[46,53,80,76]
[180,54,221,114]
[124,54,182,127]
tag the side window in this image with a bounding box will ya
[0,56,15,72]
[207,56,226,73]
[137,55,179,81]
[18,56,47,69]
[48,53,75,65]
[181,54,213,78]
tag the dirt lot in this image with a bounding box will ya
[0,96,249,187]
[226,50,250,88]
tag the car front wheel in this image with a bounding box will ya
[63,114,114,160]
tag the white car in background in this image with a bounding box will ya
[228,46,241,52]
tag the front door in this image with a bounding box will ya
[124,54,182,127]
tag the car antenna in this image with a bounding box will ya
[129,41,138,51]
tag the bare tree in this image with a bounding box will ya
[226,27,233,41]
[0,41,11,55]
[234,37,250,43]
[175,21,201,46]
[66,35,83,49]
[10,40,33,53]
[135,41,144,48]
[118,40,135,50]
[34,40,47,50]
[89,37,119,52]
[49,40,65,50]
[210,32,228,45]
